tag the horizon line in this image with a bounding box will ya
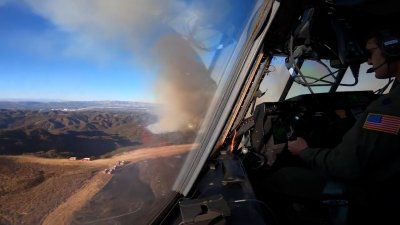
[0,98,157,103]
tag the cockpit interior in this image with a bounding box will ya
[156,1,400,225]
[1,1,399,225]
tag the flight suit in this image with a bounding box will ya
[300,85,400,182]
[263,86,400,224]
[298,85,400,224]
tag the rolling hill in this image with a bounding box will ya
[0,102,196,157]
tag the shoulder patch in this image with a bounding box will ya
[363,113,400,135]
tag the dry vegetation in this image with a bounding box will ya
[0,144,193,225]
[0,106,198,224]
[0,109,196,157]
[0,109,156,156]
[0,158,102,225]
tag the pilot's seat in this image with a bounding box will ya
[322,176,400,225]
[321,181,348,225]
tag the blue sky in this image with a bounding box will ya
[0,1,159,102]
[0,0,256,103]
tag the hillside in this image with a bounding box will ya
[0,144,193,225]
[0,101,156,112]
[0,101,198,225]
[0,157,102,225]
[0,108,196,157]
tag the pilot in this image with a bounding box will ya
[264,27,400,225]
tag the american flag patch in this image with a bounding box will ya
[363,113,400,135]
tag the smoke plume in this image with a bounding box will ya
[149,34,216,133]
[22,0,217,133]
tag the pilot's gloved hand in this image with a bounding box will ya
[288,137,309,155]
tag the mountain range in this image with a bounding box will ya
[0,101,195,157]
[0,100,157,111]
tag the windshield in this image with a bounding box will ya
[0,1,260,225]
[257,56,393,104]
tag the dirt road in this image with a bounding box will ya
[5,144,193,167]
[40,144,194,225]
[41,172,112,225]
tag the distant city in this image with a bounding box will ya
[0,100,158,112]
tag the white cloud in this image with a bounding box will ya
[23,0,226,133]
[0,0,11,6]
[24,0,180,53]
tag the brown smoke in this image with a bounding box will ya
[23,0,218,133]
[148,34,216,133]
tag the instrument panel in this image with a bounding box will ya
[247,91,377,167]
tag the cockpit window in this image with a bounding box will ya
[337,63,394,93]
[257,56,289,102]
[257,56,393,105]
[286,59,336,98]
[0,1,261,224]
[257,57,337,103]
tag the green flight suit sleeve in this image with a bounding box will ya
[298,115,366,179]
[298,87,400,181]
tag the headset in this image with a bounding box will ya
[378,30,400,60]
[366,30,400,73]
